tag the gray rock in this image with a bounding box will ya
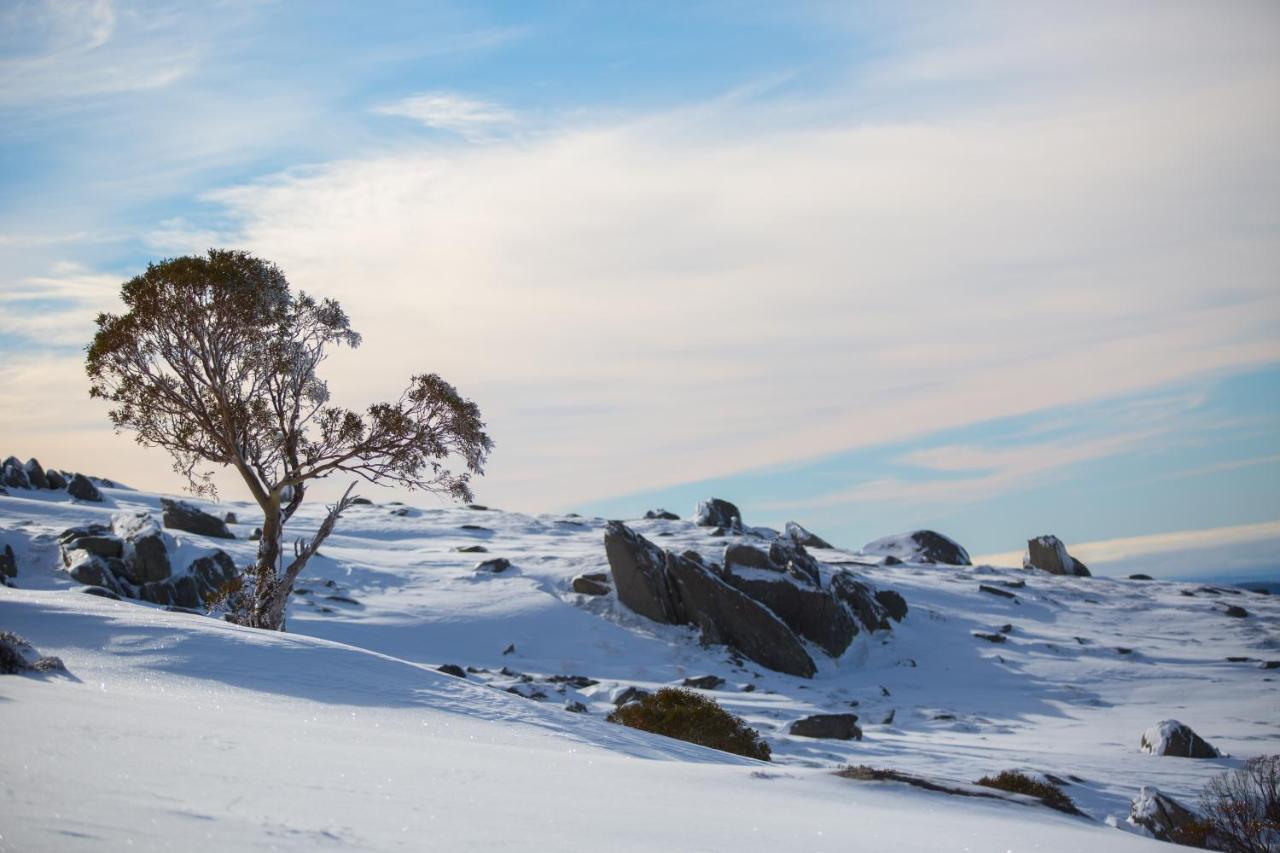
[783,521,832,549]
[161,499,233,538]
[80,585,121,600]
[437,664,466,678]
[23,459,49,490]
[1140,720,1219,758]
[790,713,862,740]
[65,552,111,587]
[129,533,172,583]
[723,559,859,657]
[138,581,175,606]
[67,473,103,502]
[250,527,262,541]
[862,530,971,565]
[1,544,16,578]
[565,700,589,713]
[665,551,817,678]
[3,461,30,490]
[693,498,742,529]
[189,551,236,597]
[681,675,725,690]
[456,544,488,553]
[1128,786,1203,843]
[723,542,779,572]
[1224,605,1249,618]
[768,539,822,585]
[604,522,684,624]
[830,571,891,633]
[1024,535,1091,577]
[644,509,680,520]
[874,589,909,622]
[170,576,201,609]
[612,686,651,706]
[475,557,512,573]
[349,496,374,505]
[223,511,238,524]
[44,469,67,490]
[571,575,610,596]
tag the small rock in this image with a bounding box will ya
[874,589,909,622]
[1224,605,1249,618]
[681,675,725,690]
[349,497,374,505]
[693,498,742,529]
[250,527,262,540]
[789,713,862,740]
[565,701,589,713]
[571,575,610,596]
[974,631,1006,643]
[476,557,512,573]
[459,524,491,532]
[613,686,651,707]
[223,511,238,524]
[0,544,16,578]
[78,585,119,600]
[1129,574,1154,580]
[881,709,896,725]
[66,473,103,502]
[502,643,515,655]
[979,584,1018,600]
[456,545,488,553]
[1140,720,1219,758]
[644,509,680,520]
[783,521,833,549]
[467,504,489,511]
[437,664,467,679]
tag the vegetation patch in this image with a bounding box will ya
[1199,754,1280,853]
[976,770,1082,816]
[607,687,771,761]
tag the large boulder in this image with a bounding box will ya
[874,589,909,622]
[722,547,858,657]
[1128,786,1204,843]
[861,530,970,565]
[23,459,49,490]
[665,551,817,678]
[604,521,684,624]
[1139,720,1219,758]
[45,469,67,490]
[161,498,234,539]
[789,713,862,740]
[830,571,891,632]
[1024,535,1090,577]
[783,521,832,549]
[2,458,30,490]
[67,473,103,502]
[693,498,741,530]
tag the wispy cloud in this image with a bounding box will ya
[374,92,516,139]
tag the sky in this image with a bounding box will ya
[1,1,1278,578]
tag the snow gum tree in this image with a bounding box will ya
[87,249,493,630]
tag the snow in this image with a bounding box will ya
[2,482,1278,851]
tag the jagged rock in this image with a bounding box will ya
[3,460,30,489]
[1128,786,1203,843]
[1140,720,1219,758]
[571,575,610,596]
[723,557,858,657]
[45,469,67,490]
[60,529,122,559]
[613,686,650,706]
[604,521,684,624]
[789,713,862,740]
[161,498,233,538]
[1024,535,1090,577]
[437,664,467,679]
[1,631,66,675]
[665,551,817,678]
[861,530,970,565]
[644,509,680,520]
[783,521,832,549]
[1,544,17,578]
[23,459,49,490]
[475,557,512,574]
[830,571,891,632]
[874,589,909,622]
[681,675,725,690]
[67,473,103,502]
[693,498,741,530]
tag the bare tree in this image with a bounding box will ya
[87,249,493,630]
[1200,755,1280,853]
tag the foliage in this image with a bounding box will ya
[975,770,1079,815]
[1199,755,1280,853]
[607,688,771,761]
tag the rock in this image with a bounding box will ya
[223,511,238,524]
[1129,574,1154,580]
[874,589,909,622]
[579,571,608,582]
[1139,720,1219,758]
[475,557,512,573]
[61,531,122,559]
[789,713,863,740]
[613,686,651,706]
[1262,661,1280,670]
[112,513,171,583]
[189,551,237,597]
[571,575,610,596]
[138,582,175,606]
[64,551,112,587]
[644,509,680,520]
[66,473,103,502]
[974,631,1006,643]
[1024,535,1090,577]
[723,542,778,572]
[350,497,374,505]
[979,584,1018,600]
[1224,605,1249,618]
[1,544,16,578]
[768,540,822,585]
[23,459,49,490]
[783,521,832,549]
[604,522,684,624]
[547,674,599,689]
[437,664,467,679]
[467,504,489,511]
[724,559,859,657]
[44,469,67,490]
[830,571,891,633]
[881,709,896,725]
[170,575,201,609]
[2,459,30,489]
[250,527,262,540]
[565,700,589,713]
[502,643,515,655]
[1128,786,1203,843]
[80,585,121,600]
[681,675,725,690]
[160,498,233,538]
[861,530,970,565]
[665,551,817,678]
[693,498,742,530]
[456,544,488,553]
[459,524,491,532]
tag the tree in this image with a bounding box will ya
[87,249,493,630]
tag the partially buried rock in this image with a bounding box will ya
[613,686,650,707]
[1224,605,1249,618]
[571,574,609,596]
[475,557,512,574]
[1024,535,1090,577]
[861,530,970,566]
[437,664,466,679]
[783,521,832,549]
[161,498,233,538]
[45,468,67,490]
[1128,786,1204,844]
[1,544,16,579]
[681,675,725,690]
[565,701,589,713]
[66,473,103,502]
[693,498,741,530]
[644,509,680,520]
[1139,720,1219,758]
[874,589,909,622]
[80,585,121,600]
[789,713,862,740]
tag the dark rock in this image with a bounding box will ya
[681,675,725,690]
[571,575,610,596]
[998,624,1013,634]
[693,498,742,529]
[62,533,122,559]
[768,540,822,585]
[1140,720,1219,758]
[1128,787,1203,844]
[467,504,489,511]
[389,507,411,517]
[437,664,466,678]
[475,557,512,573]
[882,555,902,566]
[170,576,201,609]
[325,595,359,605]
[65,552,111,586]
[1024,535,1091,577]
[1262,661,1280,670]
[128,533,172,583]
[724,561,859,657]
[644,509,680,520]
[546,674,599,688]
[223,511,238,524]
[66,473,102,502]
[604,522,684,624]
[1224,605,1249,618]
[881,709,896,725]
[44,469,67,490]
[80,585,120,600]
[349,497,374,505]
[783,521,832,549]
[830,571,891,633]
[613,686,651,706]
[138,581,175,606]
[789,713,862,740]
[459,524,491,532]
[502,643,515,655]
[565,700,589,713]
[1,544,16,578]
[724,543,778,572]
[1116,647,1133,655]
[189,551,236,597]
[1001,579,1027,589]
[160,499,232,538]
[456,544,488,553]
[979,584,1018,600]
[580,571,608,582]
[2,459,29,489]
[1129,574,1154,581]
[163,605,203,615]
[974,631,1006,643]
[23,459,49,490]
[249,527,262,540]
[1226,656,1254,663]
[665,550,817,678]
[862,530,971,565]
[874,589,909,622]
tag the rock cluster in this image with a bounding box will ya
[2,456,102,502]
[604,521,906,678]
[59,511,238,609]
[861,530,970,565]
[1024,535,1091,577]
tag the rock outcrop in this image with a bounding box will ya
[161,499,234,539]
[67,473,103,502]
[1128,786,1204,843]
[1024,535,1090,577]
[861,530,970,565]
[693,498,741,530]
[1139,720,1219,758]
[604,522,684,624]
[783,521,832,549]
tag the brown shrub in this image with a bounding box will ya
[976,770,1081,815]
[1199,755,1280,853]
[607,687,771,761]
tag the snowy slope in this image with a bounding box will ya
[2,481,1277,851]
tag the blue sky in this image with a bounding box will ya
[1,1,1278,577]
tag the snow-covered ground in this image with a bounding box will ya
[2,482,1277,851]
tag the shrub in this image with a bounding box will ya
[976,770,1080,815]
[1199,755,1280,853]
[607,687,771,761]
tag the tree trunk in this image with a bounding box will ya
[250,494,284,630]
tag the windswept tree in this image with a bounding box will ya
[87,249,493,630]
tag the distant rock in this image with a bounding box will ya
[564,700,589,713]
[874,589,909,622]
[1129,574,1154,581]
[2,457,29,490]
[66,473,103,502]
[1224,605,1249,618]
[437,664,467,679]
[830,571,891,633]
[79,585,121,600]
[789,713,862,740]
[23,459,49,490]
[613,686,650,707]
[1024,535,1090,577]
[249,527,262,540]
[571,574,610,596]
[681,675,725,690]
[861,530,970,566]
[161,499,234,538]
[223,511,238,524]
[45,469,67,490]
[644,509,680,520]
[349,497,374,505]
[456,544,488,553]
[475,557,512,574]
[783,521,832,549]
[1128,786,1203,843]
[1139,720,1219,758]
[604,521,684,624]
[979,584,1018,600]
[693,498,741,530]
[1,544,16,579]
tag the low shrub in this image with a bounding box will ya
[607,687,771,761]
[1199,754,1280,853]
[976,770,1080,815]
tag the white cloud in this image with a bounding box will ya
[374,92,516,138]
